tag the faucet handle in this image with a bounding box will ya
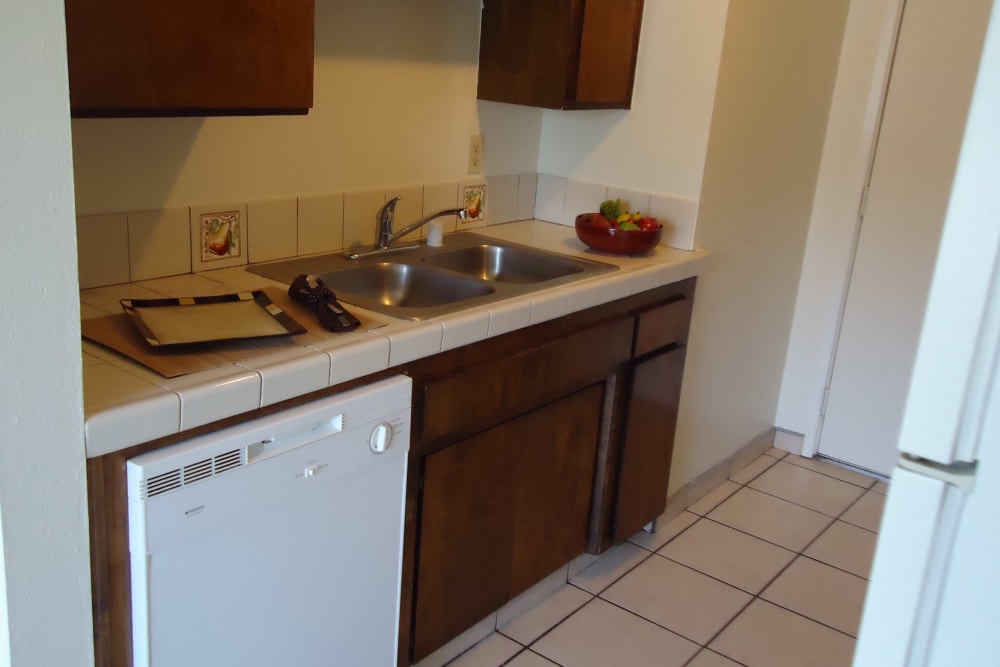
[377,197,402,248]
[379,196,401,224]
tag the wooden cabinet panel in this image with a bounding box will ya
[575,0,645,105]
[634,291,695,356]
[413,385,603,660]
[64,0,314,116]
[477,0,644,109]
[510,385,602,595]
[413,424,519,660]
[614,346,687,542]
[421,316,632,443]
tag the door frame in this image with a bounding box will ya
[774,0,908,457]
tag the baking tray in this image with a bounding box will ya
[120,291,307,347]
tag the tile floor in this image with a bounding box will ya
[441,448,887,667]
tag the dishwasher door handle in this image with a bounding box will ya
[245,414,344,463]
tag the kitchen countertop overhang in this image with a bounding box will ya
[82,220,710,458]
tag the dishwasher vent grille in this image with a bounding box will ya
[141,448,245,499]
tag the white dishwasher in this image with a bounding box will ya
[126,375,411,667]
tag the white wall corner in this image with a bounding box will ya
[562,180,608,226]
[534,174,567,223]
[774,428,806,455]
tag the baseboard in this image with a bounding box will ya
[660,428,777,523]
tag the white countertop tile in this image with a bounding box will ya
[166,366,263,431]
[84,363,181,457]
[487,298,533,338]
[436,308,492,352]
[382,321,445,367]
[316,334,392,387]
[237,347,332,407]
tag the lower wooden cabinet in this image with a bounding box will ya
[412,385,603,660]
[405,278,697,662]
[613,346,687,542]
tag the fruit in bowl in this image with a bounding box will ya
[575,200,663,255]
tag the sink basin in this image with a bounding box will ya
[317,262,494,311]
[247,232,617,320]
[421,244,585,284]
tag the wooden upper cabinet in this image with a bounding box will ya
[64,0,314,117]
[477,0,644,110]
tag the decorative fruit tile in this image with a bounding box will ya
[190,202,248,271]
[461,181,487,229]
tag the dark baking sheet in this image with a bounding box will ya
[120,291,306,347]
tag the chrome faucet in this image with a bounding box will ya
[345,196,468,260]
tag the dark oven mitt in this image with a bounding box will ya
[289,274,362,332]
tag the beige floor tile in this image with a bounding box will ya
[446,633,522,667]
[531,598,700,667]
[688,480,742,516]
[840,490,886,532]
[601,555,751,644]
[782,454,877,489]
[570,542,650,594]
[872,480,889,495]
[659,518,796,593]
[504,650,559,666]
[761,556,868,636]
[765,448,788,459]
[708,487,833,552]
[499,583,591,645]
[804,520,878,579]
[730,454,778,485]
[687,649,745,667]
[629,510,699,552]
[710,599,855,667]
[749,461,867,517]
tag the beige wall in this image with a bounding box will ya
[1,0,92,665]
[70,0,542,216]
[538,0,730,199]
[669,0,851,489]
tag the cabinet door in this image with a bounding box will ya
[574,0,645,106]
[510,384,603,595]
[64,0,314,116]
[413,426,519,661]
[477,0,643,109]
[614,346,687,542]
[413,385,603,660]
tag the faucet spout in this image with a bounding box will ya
[388,207,468,246]
[345,198,468,260]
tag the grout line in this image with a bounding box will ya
[778,455,879,490]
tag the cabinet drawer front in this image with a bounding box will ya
[421,317,632,442]
[634,293,694,356]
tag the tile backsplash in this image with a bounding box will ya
[534,174,699,252]
[76,173,699,289]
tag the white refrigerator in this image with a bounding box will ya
[853,2,1000,664]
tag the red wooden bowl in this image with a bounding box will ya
[575,213,662,255]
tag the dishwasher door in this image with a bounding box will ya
[126,375,411,667]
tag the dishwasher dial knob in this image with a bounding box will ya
[369,422,394,454]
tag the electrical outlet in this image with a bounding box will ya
[468,134,484,173]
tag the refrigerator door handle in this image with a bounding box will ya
[899,454,977,492]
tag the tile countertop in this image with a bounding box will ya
[81,220,710,458]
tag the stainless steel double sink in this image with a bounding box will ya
[247,233,618,320]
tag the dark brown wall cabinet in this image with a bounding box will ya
[477,0,645,109]
[64,0,314,117]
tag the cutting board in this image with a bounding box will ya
[82,287,384,378]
